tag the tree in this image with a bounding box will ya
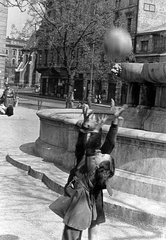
[3,0,116,107]
[34,0,115,107]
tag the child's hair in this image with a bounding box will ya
[6,106,13,116]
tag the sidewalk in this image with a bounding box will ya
[1,106,165,239]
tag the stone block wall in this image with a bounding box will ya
[137,0,166,33]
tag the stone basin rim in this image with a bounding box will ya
[37,109,166,144]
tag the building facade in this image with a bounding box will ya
[0,3,8,88]
[15,33,41,87]
[35,0,166,103]
[110,0,166,106]
[135,23,166,62]
[113,0,138,50]
[137,0,166,33]
[5,37,26,83]
[113,0,166,56]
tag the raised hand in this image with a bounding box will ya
[82,104,93,128]
[93,114,109,132]
[110,99,128,118]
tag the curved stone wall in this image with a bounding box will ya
[121,62,166,84]
[35,109,166,170]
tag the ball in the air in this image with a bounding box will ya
[104,28,132,58]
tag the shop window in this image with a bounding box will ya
[144,3,155,12]
[141,41,148,52]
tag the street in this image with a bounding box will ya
[17,93,111,112]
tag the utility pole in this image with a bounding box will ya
[87,0,96,108]
[87,43,95,108]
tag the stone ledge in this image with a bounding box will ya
[112,169,166,202]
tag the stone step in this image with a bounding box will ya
[120,158,166,180]
[6,152,166,229]
[111,168,166,202]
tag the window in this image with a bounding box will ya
[12,59,16,66]
[129,0,133,6]
[79,73,83,79]
[141,41,148,52]
[127,18,132,32]
[38,51,42,65]
[144,3,155,12]
[115,11,119,21]
[153,35,166,53]
[116,0,121,8]
[44,50,48,66]
[12,49,16,56]
[6,49,8,55]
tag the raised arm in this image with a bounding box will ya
[101,100,127,154]
[64,105,95,195]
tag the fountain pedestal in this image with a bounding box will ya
[120,62,166,133]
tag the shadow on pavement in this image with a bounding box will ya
[0,235,19,240]
[19,142,37,157]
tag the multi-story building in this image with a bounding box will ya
[113,0,166,58]
[0,3,8,88]
[35,1,115,101]
[35,0,166,103]
[5,37,26,83]
[109,0,166,105]
[135,23,166,62]
[15,33,41,87]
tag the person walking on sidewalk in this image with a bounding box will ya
[1,82,16,108]
[49,101,127,240]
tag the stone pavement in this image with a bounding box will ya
[0,106,165,239]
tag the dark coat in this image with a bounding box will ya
[49,123,118,230]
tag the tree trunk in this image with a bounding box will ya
[66,70,76,108]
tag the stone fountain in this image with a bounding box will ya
[35,62,166,229]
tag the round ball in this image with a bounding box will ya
[104,28,132,58]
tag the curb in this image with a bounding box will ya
[18,93,111,109]
[6,155,64,195]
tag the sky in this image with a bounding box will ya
[7,6,29,37]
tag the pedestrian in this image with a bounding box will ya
[98,95,102,104]
[49,100,127,240]
[94,95,98,103]
[1,82,16,108]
